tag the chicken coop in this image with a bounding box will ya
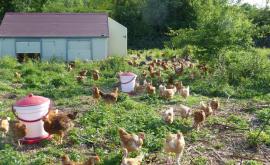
[0,13,127,61]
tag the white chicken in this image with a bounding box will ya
[163,107,174,124]
[159,85,177,100]
[178,104,192,119]
[164,131,185,165]
[180,86,190,99]
[119,128,145,154]
[0,117,10,137]
[121,148,144,165]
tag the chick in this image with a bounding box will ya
[119,128,145,154]
[163,107,174,124]
[159,85,177,100]
[99,88,119,103]
[178,104,192,119]
[43,112,77,144]
[14,72,21,79]
[92,70,100,81]
[67,64,73,72]
[0,117,10,137]
[164,132,185,165]
[193,110,206,131]
[146,83,156,95]
[121,148,144,165]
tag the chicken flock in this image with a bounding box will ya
[0,53,221,165]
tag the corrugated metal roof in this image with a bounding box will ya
[0,13,109,37]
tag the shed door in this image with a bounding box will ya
[16,41,40,53]
[68,40,92,61]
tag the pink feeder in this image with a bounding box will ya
[12,93,52,144]
[119,72,137,93]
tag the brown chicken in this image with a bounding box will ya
[174,64,184,75]
[210,98,220,111]
[0,117,10,137]
[76,76,87,83]
[9,120,27,146]
[156,69,161,78]
[61,154,100,165]
[92,87,101,100]
[148,65,154,72]
[121,148,144,165]
[83,156,100,165]
[128,60,134,66]
[43,112,77,144]
[119,128,145,154]
[164,131,185,165]
[99,88,119,103]
[146,83,156,95]
[193,110,206,131]
[149,69,156,78]
[175,81,183,94]
[142,70,147,79]
[92,70,100,81]
[68,61,76,69]
[167,75,174,86]
[79,70,88,76]
[200,101,213,117]
[161,61,169,70]
[135,82,145,93]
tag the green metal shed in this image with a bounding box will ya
[0,13,127,61]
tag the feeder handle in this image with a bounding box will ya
[12,102,52,123]
[121,76,136,85]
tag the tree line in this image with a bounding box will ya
[0,0,269,49]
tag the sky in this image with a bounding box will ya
[240,0,269,8]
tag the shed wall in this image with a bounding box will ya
[108,18,127,56]
[92,38,108,60]
[0,39,2,57]
[1,38,15,56]
[42,38,66,60]
[0,37,108,61]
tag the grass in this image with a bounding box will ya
[0,48,269,164]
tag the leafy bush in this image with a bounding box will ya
[214,49,270,97]
[166,1,254,61]
[0,145,27,165]
[246,130,270,147]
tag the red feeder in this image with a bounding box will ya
[12,93,52,144]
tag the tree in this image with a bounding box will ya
[166,0,254,61]
[0,0,15,21]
